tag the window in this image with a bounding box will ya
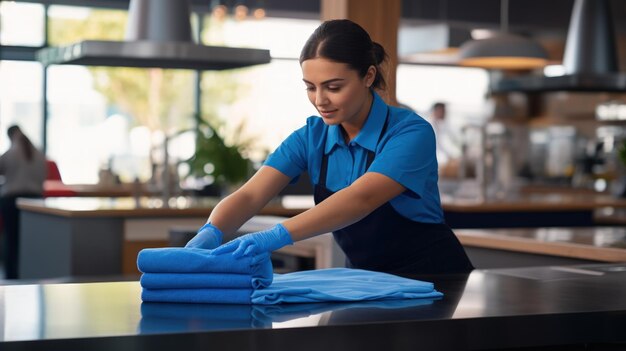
[46,64,197,184]
[0,61,43,153]
[44,6,197,184]
[47,5,126,45]
[2,4,323,184]
[0,2,45,46]
[396,64,489,125]
[200,16,320,162]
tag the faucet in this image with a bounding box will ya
[162,135,170,207]
[150,131,182,208]
[459,124,489,200]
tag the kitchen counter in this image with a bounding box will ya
[16,197,626,278]
[440,191,626,228]
[594,207,626,225]
[2,263,626,350]
[438,182,626,227]
[21,191,626,215]
[456,227,626,268]
[440,192,626,212]
[44,181,124,197]
[19,192,626,220]
[16,197,338,278]
[17,196,305,218]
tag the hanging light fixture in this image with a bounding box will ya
[458,0,548,70]
[252,0,266,19]
[210,0,265,21]
[210,0,228,20]
[234,0,249,21]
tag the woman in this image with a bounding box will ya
[187,19,473,275]
[0,125,47,279]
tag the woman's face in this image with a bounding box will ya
[301,57,375,127]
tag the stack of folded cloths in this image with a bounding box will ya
[138,247,444,305]
[138,247,273,304]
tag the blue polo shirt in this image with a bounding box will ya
[264,92,443,223]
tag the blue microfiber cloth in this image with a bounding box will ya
[251,268,443,304]
[140,272,270,290]
[140,268,442,305]
[141,288,253,304]
[137,247,272,276]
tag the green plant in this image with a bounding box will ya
[185,115,252,188]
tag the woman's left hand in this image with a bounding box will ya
[212,223,293,257]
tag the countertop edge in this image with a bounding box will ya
[456,230,626,262]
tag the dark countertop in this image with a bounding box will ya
[2,264,626,350]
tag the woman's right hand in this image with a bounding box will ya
[212,223,293,258]
[184,223,224,250]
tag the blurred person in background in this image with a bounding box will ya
[0,125,47,279]
[428,102,461,178]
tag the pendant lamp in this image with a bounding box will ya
[458,0,548,70]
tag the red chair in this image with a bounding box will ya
[43,160,76,197]
[46,160,63,181]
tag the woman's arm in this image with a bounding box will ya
[208,166,292,236]
[283,171,406,241]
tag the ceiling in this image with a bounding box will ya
[401,0,626,39]
[19,0,626,36]
[14,0,626,66]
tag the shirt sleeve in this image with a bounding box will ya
[263,125,308,180]
[367,120,437,198]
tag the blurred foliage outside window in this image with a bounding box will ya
[3,6,320,186]
[46,6,257,187]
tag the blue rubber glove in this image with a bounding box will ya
[184,223,224,250]
[212,223,293,258]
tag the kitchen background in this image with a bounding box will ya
[1,0,626,198]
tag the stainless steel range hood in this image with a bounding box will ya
[492,0,626,93]
[36,0,271,70]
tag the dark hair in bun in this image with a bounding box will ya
[300,19,388,90]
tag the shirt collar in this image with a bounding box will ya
[325,91,388,155]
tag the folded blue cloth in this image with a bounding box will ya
[140,268,442,305]
[140,272,270,290]
[142,288,252,304]
[137,247,271,275]
[251,268,443,304]
[137,247,272,290]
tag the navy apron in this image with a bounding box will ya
[313,109,474,275]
